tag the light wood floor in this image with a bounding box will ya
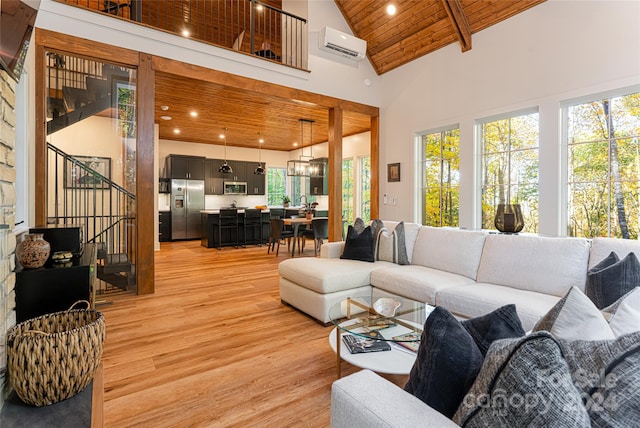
[99,240,406,427]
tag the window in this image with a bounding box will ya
[419,127,460,227]
[358,156,371,222]
[566,91,640,238]
[267,167,286,206]
[480,111,539,232]
[342,158,354,224]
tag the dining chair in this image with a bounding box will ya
[301,218,329,256]
[267,218,294,256]
[217,208,239,249]
[243,208,262,247]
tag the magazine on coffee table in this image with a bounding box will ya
[342,330,391,354]
[391,332,421,352]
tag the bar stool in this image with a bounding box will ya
[243,208,263,247]
[217,208,238,249]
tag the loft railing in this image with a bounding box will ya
[47,143,137,291]
[56,0,308,69]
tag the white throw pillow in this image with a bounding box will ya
[603,287,640,337]
[375,222,409,265]
[533,286,615,340]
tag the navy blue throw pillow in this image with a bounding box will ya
[340,225,375,262]
[587,251,640,309]
[404,305,526,418]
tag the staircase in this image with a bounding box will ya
[45,53,137,294]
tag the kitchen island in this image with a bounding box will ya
[200,209,270,249]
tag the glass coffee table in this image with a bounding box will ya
[328,293,433,378]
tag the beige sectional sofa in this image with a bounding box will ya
[278,220,640,330]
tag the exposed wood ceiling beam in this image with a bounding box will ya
[441,0,472,52]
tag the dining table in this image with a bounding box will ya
[283,217,328,257]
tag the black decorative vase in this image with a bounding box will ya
[494,204,524,234]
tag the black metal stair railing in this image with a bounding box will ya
[47,143,137,292]
[56,0,308,69]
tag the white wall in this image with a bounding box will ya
[379,0,640,235]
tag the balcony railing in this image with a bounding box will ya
[56,0,308,69]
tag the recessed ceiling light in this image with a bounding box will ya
[160,115,172,121]
[256,4,263,11]
[190,111,198,118]
[293,142,298,147]
[259,138,265,143]
[219,133,225,139]
[386,4,397,15]
[182,30,190,37]
[161,105,169,111]
[173,129,181,134]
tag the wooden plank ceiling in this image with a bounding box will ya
[154,72,372,151]
[335,0,547,75]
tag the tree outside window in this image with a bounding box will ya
[420,128,460,227]
[267,167,286,206]
[481,112,539,233]
[342,158,354,225]
[567,92,640,239]
[359,156,371,222]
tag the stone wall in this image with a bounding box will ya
[0,69,18,411]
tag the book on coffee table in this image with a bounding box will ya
[342,331,391,354]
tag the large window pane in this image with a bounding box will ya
[420,128,459,227]
[342,159,354,225]
[567,91,640,238]
[267,167,286,206]
[481,111,539,233]
[359,156,371,222]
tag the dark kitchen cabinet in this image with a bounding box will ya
[166,155,205,180]
[159,211,171,242]
[247,163,266,195]
[205,159,224,195]
[310,158,328,195]
[226,161,247,182]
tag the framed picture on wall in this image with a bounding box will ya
[387,163,400,182]
[64,156,111,189]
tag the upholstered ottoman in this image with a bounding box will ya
[278,257,394,324]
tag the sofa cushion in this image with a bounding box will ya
[461,304,525,356]
[380,221,422,264]
[411,227,488,280]
[404,307,484,419]
[453,332,590,427]
[404,306,525,419]
[341,225,375,262]
[371,265,476,305]
[559,331,640,427]
[435,283,560,331]
[476,234,591,297]
[533,286,615,340]
[603,287,640,337]
[278,257,393,294]
[375,222,409,265]
[589,236,640,270]
[586,251,640,309]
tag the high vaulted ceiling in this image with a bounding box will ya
[335,0,546,75]
[155,0,547,148]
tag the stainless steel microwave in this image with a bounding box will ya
[224,182,247,195]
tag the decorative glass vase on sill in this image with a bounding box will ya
[494,204,525,234]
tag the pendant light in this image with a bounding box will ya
[254,133,266,175]
[287,119,316,177]
[219,127,233,174]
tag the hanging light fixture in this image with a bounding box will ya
[287,119,319,177]
[254,133,266,175]
[219,128,233,173]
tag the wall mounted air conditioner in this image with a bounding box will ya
[319,26,367,61]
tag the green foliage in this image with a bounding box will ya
[422,128,460,227]
[267,168,286,206]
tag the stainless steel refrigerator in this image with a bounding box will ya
[171,179,205,240]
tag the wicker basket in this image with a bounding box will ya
[6,301,105,406]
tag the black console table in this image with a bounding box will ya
[15,243,97,323]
